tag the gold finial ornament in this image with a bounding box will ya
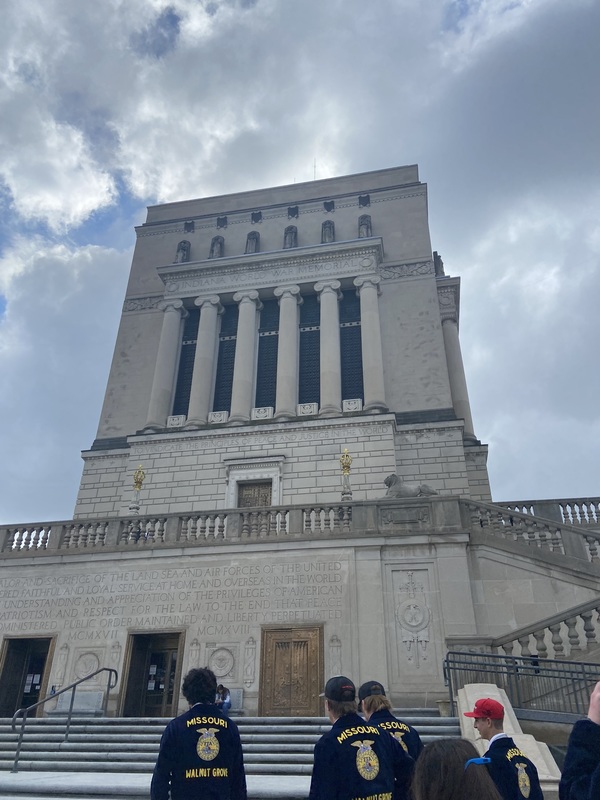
[340,448,353,475]
[133,465,146,491]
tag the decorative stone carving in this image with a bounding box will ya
[167,415,186,428]
[174,240,191,263]
[379,261,435,279]
[184,221,195,233]
[243,637,256,688]
[358,215,372,238]
[251,211,262,224]
[433,251,445,276]
[287,206,299,219]
[216,216,227,229]
[395,571,431,669]
[245,231,260,254]
[437,284,459,323]
[297,403,318,416]
[251,407,274,420]
[384,474,437,498]
[208,411,228,424]
[55,643,69,685]
[209,236,224,259]
[342,399,363,412]
[74,651,100,680]
[381,506,431,525]
[358,194,370,207]
[321,220,335,243]
[283,225,298,249]
[208,647,235,678]
[189,639,201,668]
[110,642,121,668]
[123,296,163,313]
[329,634,342,676]
[323,200,335,213]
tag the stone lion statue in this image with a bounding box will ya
[384,473,438,498]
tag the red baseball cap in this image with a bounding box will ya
[464,698,504,720]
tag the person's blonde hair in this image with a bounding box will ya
[326,698,357,718]
[362,694,391,715]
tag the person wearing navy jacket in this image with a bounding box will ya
[151,667,247,800]
[464,697,543,800]
[309,675,414,800]
[559,680,600,800]
[358,680,424,762]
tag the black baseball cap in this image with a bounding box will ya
[358,681,386,702]
[321,676,356,702]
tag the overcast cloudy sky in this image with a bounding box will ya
[0,0,598,524]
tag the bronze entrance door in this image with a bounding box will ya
[259,627,323,716]
[122,633,183,717]
[0,637,53,717]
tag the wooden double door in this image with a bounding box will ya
[259,627,323,716]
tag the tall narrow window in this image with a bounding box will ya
[212,304,239,413]
[172,309,200,416]
[255,299,279,409]
[339,291,364,402]
[298,294,320,405]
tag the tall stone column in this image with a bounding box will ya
[439,284,476,441]
[143,299,187,432]
[274,285,302,420]
[354,275,387,412]
[229,290,262,424]
[184,295,223,429]
[315,280,342,416]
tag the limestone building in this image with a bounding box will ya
[0,166,598,720]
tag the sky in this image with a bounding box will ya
[0,0,598,524]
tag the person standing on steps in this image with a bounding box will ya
[358,679,424,762]
[309,675,414,800]
[559,680,600,800]
[464,697,543,800]
[151,667,247,800]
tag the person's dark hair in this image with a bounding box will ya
[412,738,502,800]
[326,698,357,719]
[182,668,217,705]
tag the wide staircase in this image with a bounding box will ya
[0,710,459,798]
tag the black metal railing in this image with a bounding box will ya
[10,667,118,772]
[444,650,600,717]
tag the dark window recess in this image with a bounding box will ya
[256,334,278,408]
[300,293,320,326]
[212,305,239,413]
[324,200,335,212]
[172,309,200,417]
[251,211,262,224]
[184,221,195,232]
[359,194,370,207]
[340,324,364,402]
[339,290,361,324]
[216,216,227,229]
[255,299,280,409]
[288,206,299,219]
[299,329,320,405]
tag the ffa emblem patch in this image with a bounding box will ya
[196,728,220,761]
[515,762,531,799]
[392,732,409,753]
[351,740,380,780]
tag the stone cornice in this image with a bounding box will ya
[157,239,384,298]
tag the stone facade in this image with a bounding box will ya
[1,166,598,719]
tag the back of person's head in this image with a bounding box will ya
[362,694,392,715]
[182,668,217,706]
[412,738,502,800]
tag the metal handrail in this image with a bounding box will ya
[444,650,599,717]
[10,667,118,772]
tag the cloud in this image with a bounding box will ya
[0,0,598,519]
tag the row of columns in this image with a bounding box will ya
[142,276,387,432]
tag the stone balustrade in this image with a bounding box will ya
[463,499,600,564]
[498,497,600,529]
[2,497,599,564]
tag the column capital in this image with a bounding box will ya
[437,284,460,324]
[354,274,381,293]
[274,285,302,304]
[314,279,341,299]
[194,295,223,313]
[233,289,262,309]
[157,298,185,314]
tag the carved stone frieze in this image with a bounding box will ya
[123,296,163,313]
[380,505,431,526]
[437,282,460,323]
[379,261,434,279]
[207,645,237,679]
